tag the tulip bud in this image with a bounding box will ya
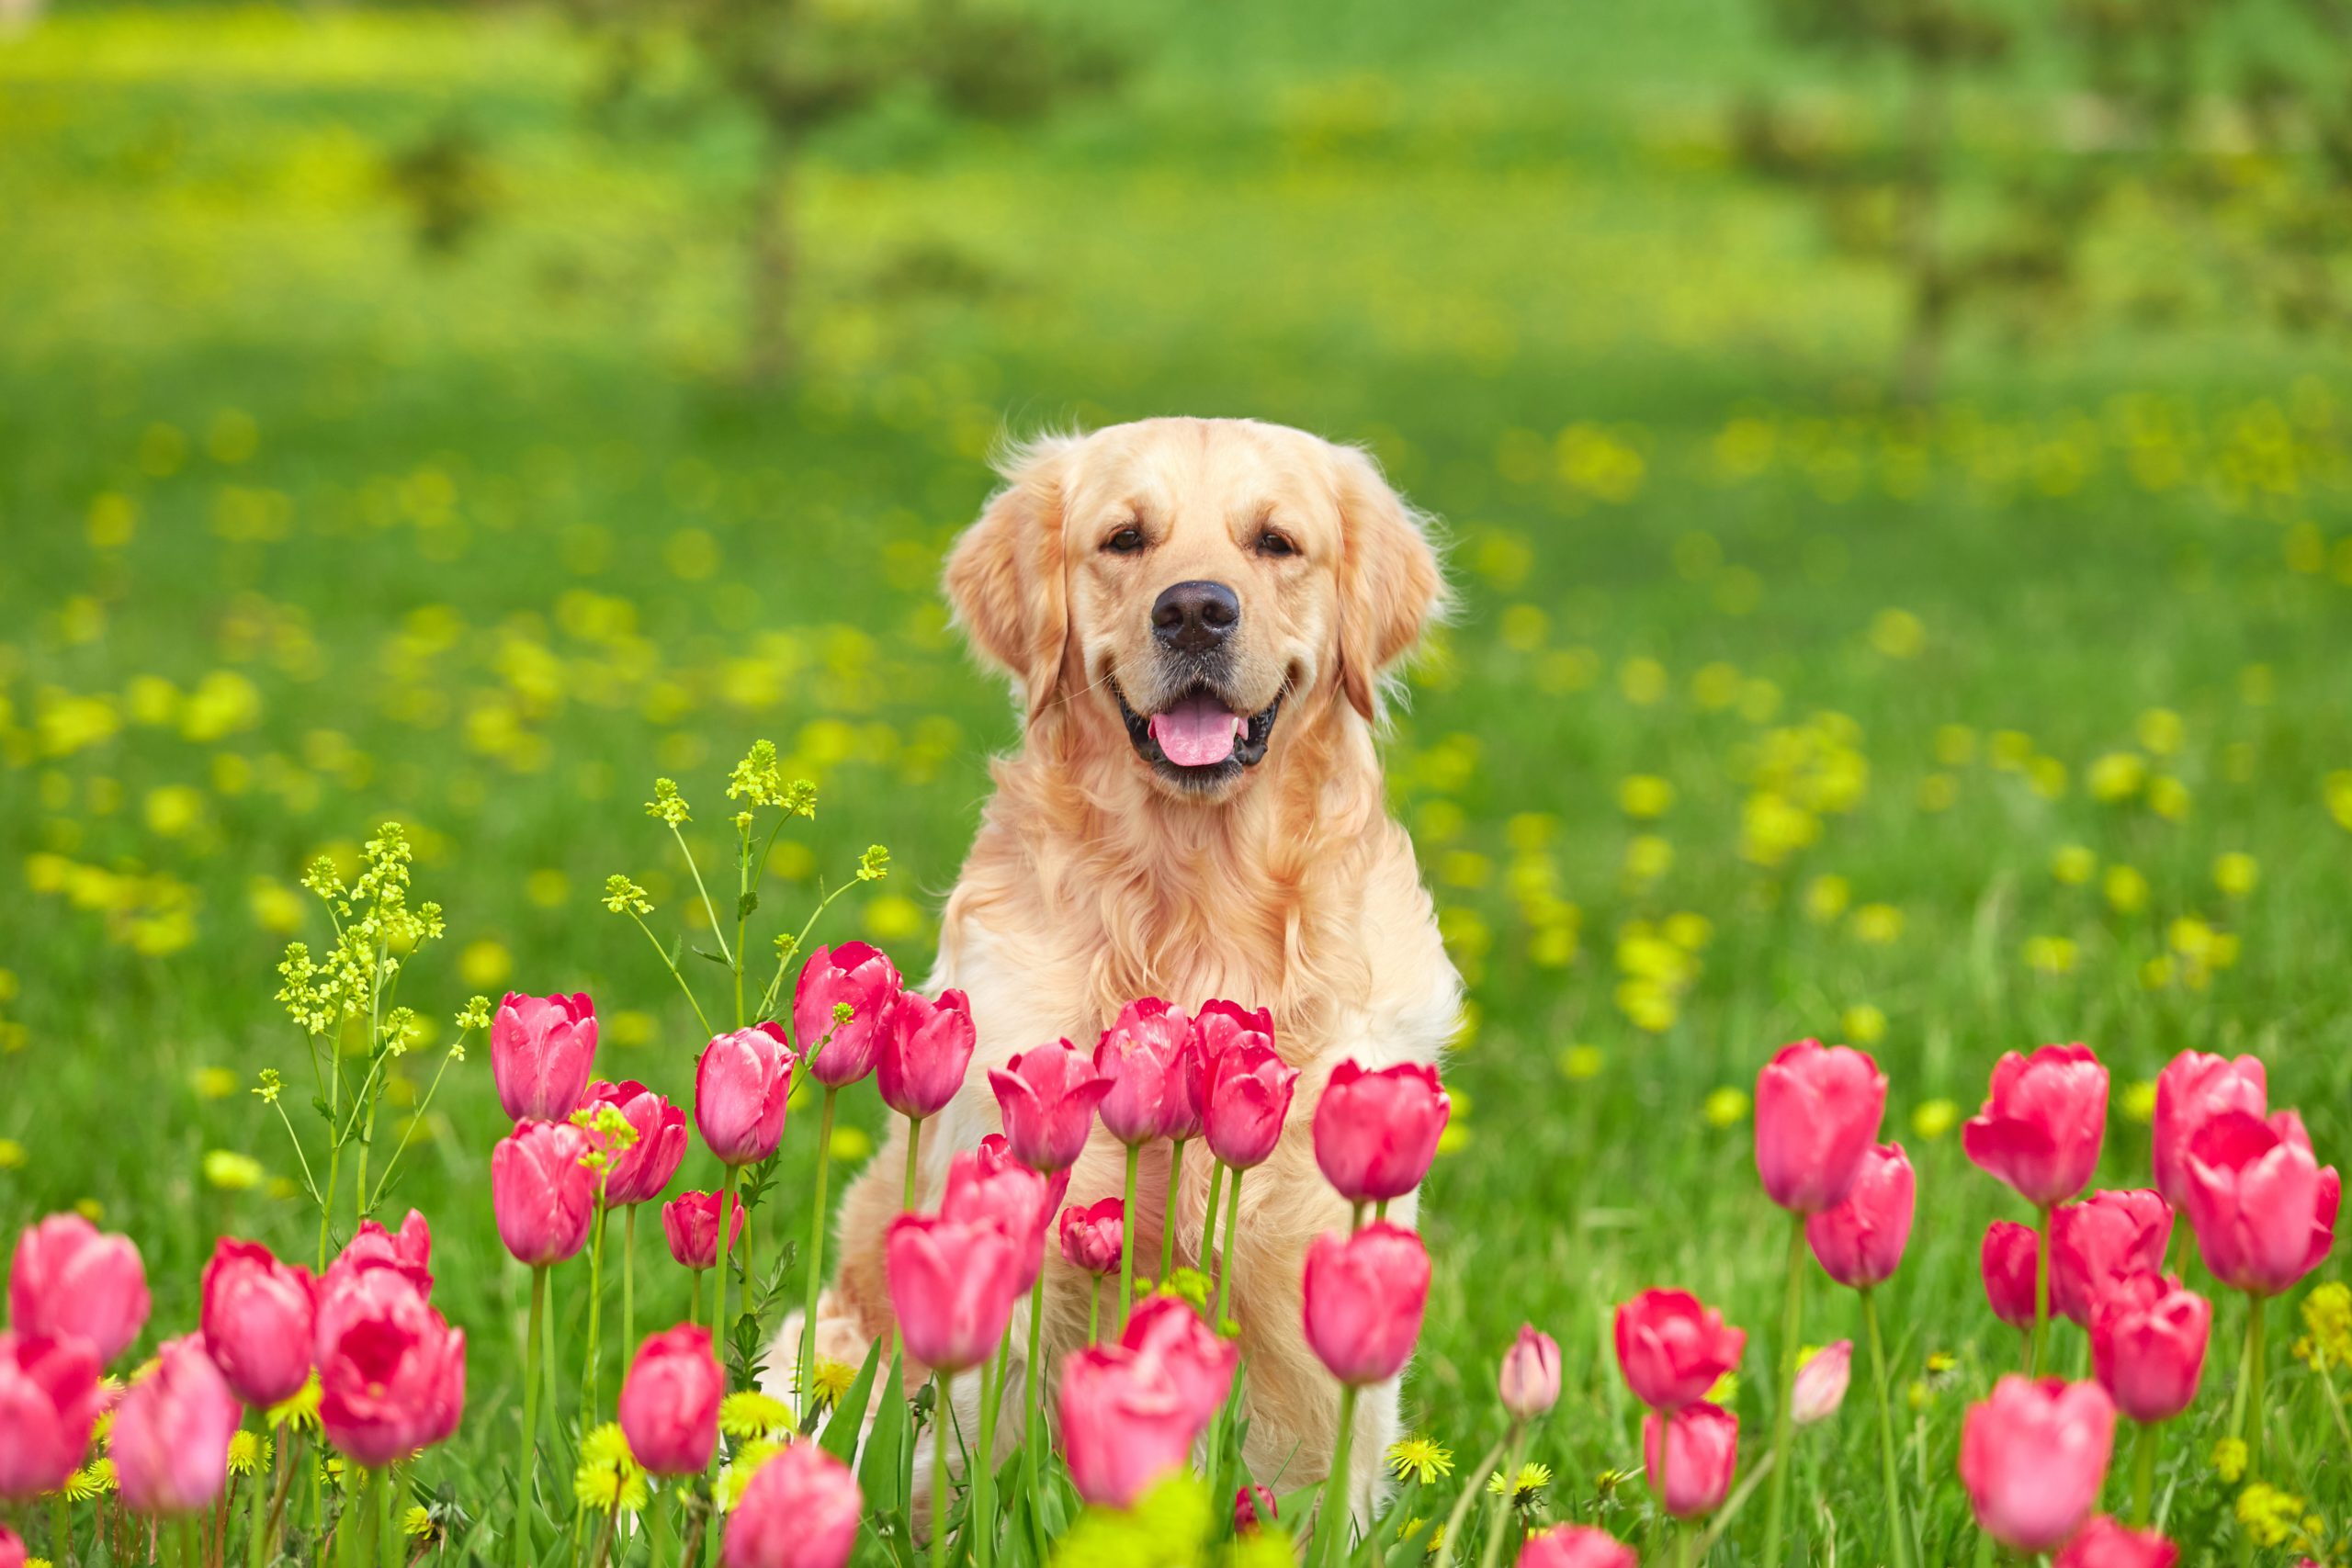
[2053,1516,2180,1568]
[942,1145,1051,1295]
[2050,1191,2170,1325]
[1193,999,1274,1073]
[328,1211,433,1296]
[1982,1221,2040,1329]
[619,1325,722,1475]
[2089,1273,2210,1424]
[1959,1377,2116,1552]
[1498,1325,1561,1420]
[492,1119,597,1268]
[1804,1142,1915,1290]
[1094,998,1192,1146]
[8,1212,152,1364]
[877,988,977,1122]
[1204,1040,1300,1172]
[111,1336,240,1516]
[695,1024,796,1167]
[793,942,903,1088]
[1119,1296,1236,1433]
[886,1214,1021,1374]
[581,1081,689,1207]
[491,991,597,1122]
[1058,1345,1197,1509]
[1613,1288,1746,1412]
[1754,1040,1886,1215]
[0,1524,24,1568]
[1518,1526,1639,1568]
[1302,1223,1430,1386]
[0,1330,105,1500]
[721,1437,862,1568]
[1313,1060,1450,1203]
[1792,1340,1851,1426]
[1642,1401,1738,1517]
[989,1042,1112,1175]
[199,1237,317,1407]
[1964,1044,2109,1207]
[1233,1483,1279,1534]
[315,1263,466,1468]
[2182,1108,2339,1296]
[2151,1051,2266,1211]
[662,1190,745,1272]
[1057,1199,1124,1278]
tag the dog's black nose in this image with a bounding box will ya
[1151,581,1240,654]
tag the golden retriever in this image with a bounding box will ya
[777,416,1460,1519]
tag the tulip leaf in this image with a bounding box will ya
[860,1347,911,1514]
[820,1335,884,1462]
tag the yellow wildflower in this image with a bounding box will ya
[1385,1436,1453,1486]
[227,1430,272,1476]
[2302,1283,2352,1368]
[2213,1437,2248,1483]
[574,1422,650,1514]
[1484,1463,1552,1505]
[1703,1088,1750,1128]
[268,1372,322,1432]
[403,1506,435,1539]
[808,1358,859,1411]
[1911,1100,1959,1141]
[719,1391,792,1440]
[2235,1483,2302,1548]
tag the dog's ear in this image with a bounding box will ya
[1329,442,1448,721]
[944,433,1082,723]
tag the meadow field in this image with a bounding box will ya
[5,0,2352,1559]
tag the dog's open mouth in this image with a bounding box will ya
[1113,682,1283,785]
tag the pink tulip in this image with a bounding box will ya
[0,1525,21,1568]
[695,1023,796,1166]
[1204,1039,1300,1170]
[662,1190,744,1271]
[491,991,597,1122]
[1313,1060,1451,1203]
[0,1331,104,1500]
[1754,1040,1886,1214]
[492,1119,597,1268]
[1301,1222,1430,1386]
[943,1143,1051,1294]
[1642,1401,1738,1517]
[1792,1339,1851,1426]
[1119,1296,1237,1433]
[2182,1108,2339,1295]
[1234,1483,1279,1533]
[199,1237,316,1407]
[581,1080,689,1206]
[877,988,976,1122]
[885,1214,1021,1373]
[721,1436,862,1568]
[1805,1141,1915,1289]
[618,1325,721,1475]
[1058,1199,1125,1277]
[2050,1191,2172,1325]
[8,1212,151,1363]
[980,1132,1071,1228]
[1058,1345,1197,1508]
[2054,1517,2180,1568]
[1499,1324,1562,1419]
[1959,1377,2116,1552]
[314,1262,466,1468]
[329,1210,433,1295]
[1094,998,1193,1145]
[2151,1052,2267,1211]
[1519,1527,1638,1568]
[1983,1221,2040,1329]
[1963,1044,2109,1208]
[793,942,903,1087]
[2089,1272,2210,1424]
[1193,999,1274,1069]
[989,1041,1113,1174]
[110,1335,239,1515]
[1613,1288,1747,1411]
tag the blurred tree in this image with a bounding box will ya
[566,0,1124,384]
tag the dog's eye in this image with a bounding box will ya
[1256,530,1296,558]
[1102,525,1146,555]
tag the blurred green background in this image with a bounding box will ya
[6,0,2352,1551]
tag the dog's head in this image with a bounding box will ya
[945,417,1446,801]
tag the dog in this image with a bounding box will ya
[774,415,1460,1519]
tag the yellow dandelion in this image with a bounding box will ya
[2214,852,2259,898]
[574,1422,650,1514]
[808,1359,859,1411]
[204,1151,266,1192]
[1841,1005,1887,1046]
[1484,1463,1553,1505]
[2120,1082,2156,1125]
[1703,1088,1750,1128]
[403,1506,435,1539]
[1385,1436,1453,1486]
[718,1391,792,1440]
[718,1439,784,1511]
[0,1139,25,1170]
[1705,1371,1739,1405]
[226,1430,272,1476]
[268,1372,322,1432]
[1618,775,1676,818]
[1911,1100,1959,1141]
[2051,845,2097,886]
[64,1461,114,1500]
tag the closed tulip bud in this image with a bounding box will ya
[2151,1052,2267,1212]
[314,1264,466,1468]
[1959,1377,2116,1552]
[618,1325,721,1475]
[1983,1221,2040,1329]
[492,1120,597,1268]
[1094,998,1192,1146]
[695,1024,796,1167]
[1058,1199,1125,1278]
[886,1214,1022,1373]
[1519,1527,1638,1568]
[9,1212,152,1364]
[198,1238,316,1407]
[581,1080,688,1207]
[943,1144,1051,1294]
[1498,1324,1562,1420]
[111,1336,239,1516]
[0,1524,22,1568]
[989,1042,1113,1174]
[1613,1288,1747,1412]
[877,988,976,1122]
[2050,1191,2171,1325]
[2089,1272,2209,1424]
[793,942,903,1088]
[2183,1108,2339,1296]
[1234,1483,1279,1533]
[1964,1044,2109,1208]
[1312,1060,1450,1204]
[1754,1040,1887,1214]
[1792,1340,1852,1426]
[1119,1296,1237,1433]
[1058,1345,1197,1508]
[491,991,597,1122]
[1643,1401,1738,1517]
[329,1210,433,1295]
[721,1436,862,1568]
[0,1330,105,1500]
[2054,1516,2180,1568]
[1302,1222,1430,1386]
[1204,1039,1300,1171]
[1805,1141,1915,1290]
[1193,999,1274,1073]
[662,1190,744,1272]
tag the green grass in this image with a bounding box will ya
[5,2,2352,1560]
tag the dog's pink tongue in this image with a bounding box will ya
[1149,697,1243,767]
